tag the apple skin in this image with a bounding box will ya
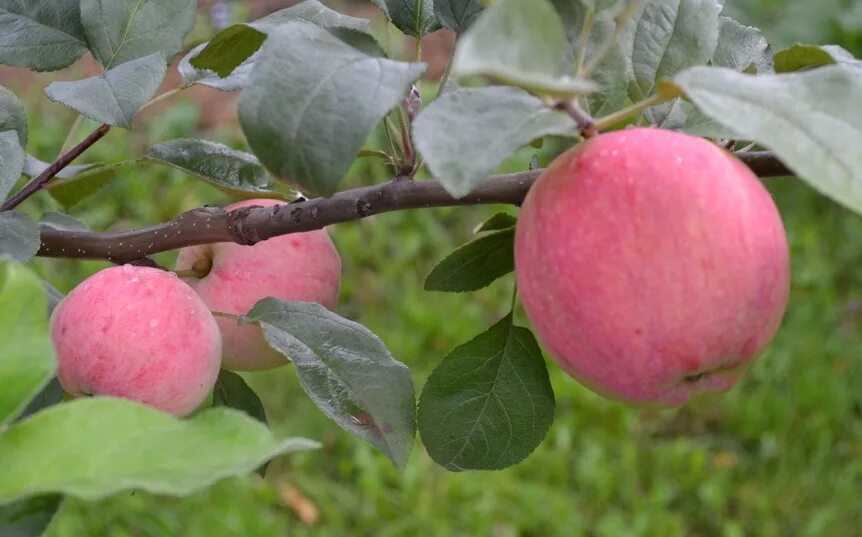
[175,198,341,371]
[515,128,790,406]
[50,265,222,417]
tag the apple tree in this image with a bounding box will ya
[1,0,861,534]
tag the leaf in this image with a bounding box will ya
[44,162,127,210]
[16,379,64,422]
[474,212,517,233]
[0,262,55,426]
[241,299,416,468]
[44,53,167,129]
[0,130,25,201]
[621,0,721,100]
[774,44,862,74]
[0,85,27,147]
[712,16,771,72]
[417,315,555,471]
[424,228,515,292]
[0,0,88,71]
[0,213,40,263]
[453,0,595,98]
[178,43,257,91]
[239,22,425,197]
[213,371,267,425]
[671,65,862,215]
[372,0,440,37]
[413,86,575,198]
[80,0,196,68]
[40,281,64,315]
[145,139,281,199]
[434,0,483,32]
[0,398,319,503]
[189,0,373,80]
[37,212,90,233]
[0,495,62,537]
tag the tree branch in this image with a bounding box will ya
[36,151,792,264]
[1,124,111,211]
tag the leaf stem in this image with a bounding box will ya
[436,44,456,99]
[581,0,642,78]
[574,9,596,77]
[59,115,85,155]
[594,92,670,131]
[212,311,240,322]
[139,87,182,113]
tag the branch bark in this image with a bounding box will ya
[37,151,792,263]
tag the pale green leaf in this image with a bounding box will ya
[0,0,88,71]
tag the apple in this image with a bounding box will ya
[175,199,341,371]
[515,128,790,406]
[51,265,222,417]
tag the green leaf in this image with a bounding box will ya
[0,0,88,71]
[424,228,514,292]
[0,130,25,201]
[474,212,517,233]
[0,495,62,537]
[213,371,267,425]
[418,315,555,471]
[16,379,64,422]
[712,16,771,72]
[0,213,40,263]
[0,85,27,147]
[241,299,416,468]
[453,0,595,98]
[44,53,167,129]
[179,43,254,92]
[189,1,373,80]
[774,44,862,74]
[43,161,127,210]
[372,0,440,37]
[40,282,63,315]
[672,65,862,215]
[0,398,319,503]
[414,86,575,198]
[644,99,731,139]
[145,139,282,199]
[239,22,425,197]
[0,262,55,426]
[37,212,90,233]
[434,0,483,32]
[621,0,721,100]
[80,0,196,69]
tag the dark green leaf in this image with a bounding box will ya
[213,371,267,425]
[241,299,416,468]
[0,213,40,263]
[0,130,25,200]
[0,398,319,503]
[44,53,167,129]
[146,139,282,199]
[453,0,595,98]
[44,162,127,210]
[189,1,372,80]
[414,86,575,198]
[621,0,721,100]
[774,44,862,74]
[672,65,862,215]
[434,0,483,32]
[424,228,514,292]
[239,22,425,197]
[38,212,90,233]
[0,262,55,426]
[0,0,88,71]
[178,43,255,91]
[474,212,517,233]
[17,378,64,422]
[0,495,62,537]
[80,0,196,68]
[372,0,440,37]
[0,85,27,147]
[418,315,555,471]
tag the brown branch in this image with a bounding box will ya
[36,151,792,263]
[1,124,111,211]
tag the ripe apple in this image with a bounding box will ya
[50,265,222,417]
[175,198,341,371]
[515,128,790,406]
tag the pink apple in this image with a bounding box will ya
[175,199,341,371]
[515,128,790,406]
[51,265,222,417]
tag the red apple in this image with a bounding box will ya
[515,128,790,406]
[175,199,341,371]
[51,265,222,417]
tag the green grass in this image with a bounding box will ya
[8,4,862,535]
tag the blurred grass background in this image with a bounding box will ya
[4,0,862,535]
